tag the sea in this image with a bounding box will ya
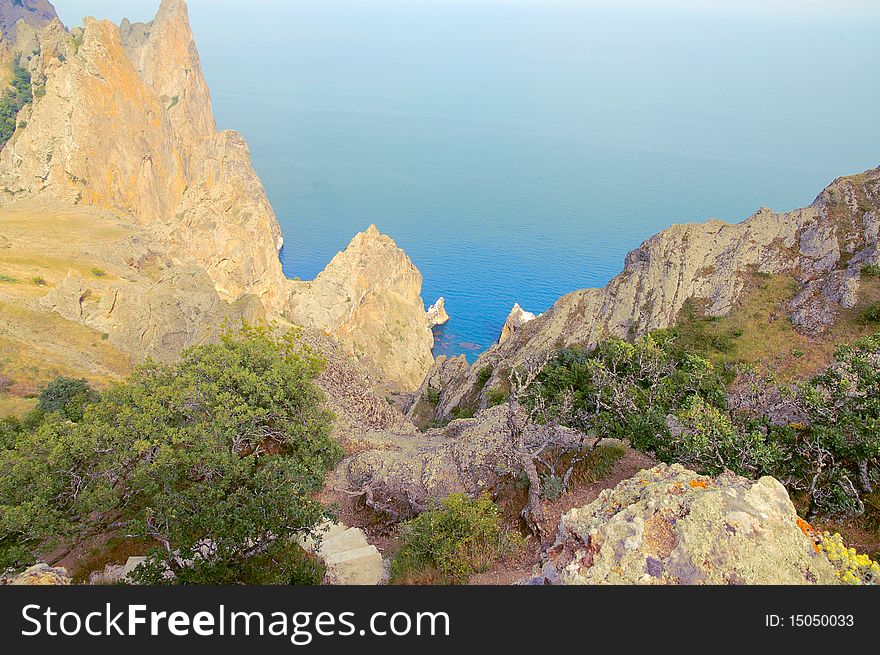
[54,1,880,360]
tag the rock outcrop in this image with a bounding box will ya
[499,303,537,344]
[0,0,57,39]
[420,168,880,420]
[287,225,435,390]
[426,297,450,328]
[335,404,584,520]
[530,464,840,585]
[404,354,472,427]
[3,562,71,585]
[0,1,290,313]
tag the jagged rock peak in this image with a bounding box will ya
[499,303,537,344]
[0,2,289,313]
[287,225,436,391]
[0,0,58,38]
[120,0,215,147]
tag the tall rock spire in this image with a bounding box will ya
[121,0,216,153]
[0,2,288,312]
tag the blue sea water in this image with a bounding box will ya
[55,1,880,361]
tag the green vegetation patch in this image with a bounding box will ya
[0,60,32,150]
[0,324,343,584]
[391,494,522,584]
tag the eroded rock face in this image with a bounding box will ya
[404,354,471,427]
[38,266,265,363]
[287,225,435,391]
[0,1,289,313]
[0,1,437,389]
[0,0,57,38]
[531,464,839,585]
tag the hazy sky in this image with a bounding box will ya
[52,0,880,27]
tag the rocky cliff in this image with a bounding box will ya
[288,225,436,390]
[0,1,289,312]
[0,0,437,391]
[0,0,57,39]
[416,167,880,420]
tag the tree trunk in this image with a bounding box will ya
[858,459,873,494]
[518,447,546,539]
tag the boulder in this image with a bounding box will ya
[5,563,71,586]
[532,464,840,585]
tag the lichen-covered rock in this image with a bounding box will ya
[5,563,72,586]
[534,464,840,585]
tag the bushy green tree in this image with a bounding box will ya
[787,334,880,516]
[534,334,726,454]
[37,377,99,422]
[670,396,779,477]
[0,325,342,583]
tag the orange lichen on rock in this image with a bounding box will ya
[796,517,821,552]
[689,479,709,489]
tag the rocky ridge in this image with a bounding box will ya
[415,167,880,421]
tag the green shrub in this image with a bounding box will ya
[541,474,565,501]
[0,274,17,283]
[0,324,342,581]
[670,396,780,478]
[580,442,627,481]
[90,267,107,278]
[862,264,880,277]
[476,366,493,389]
[532,334,727,455]
[37,377,99,423]
[487,388,509,407]
[450,407,475,420]
[860,303,880,324]
[30,276,47,287]
[391,494,521,584]
[792,334,880,516]
[425,386,440,406]
[0,60,32,149]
